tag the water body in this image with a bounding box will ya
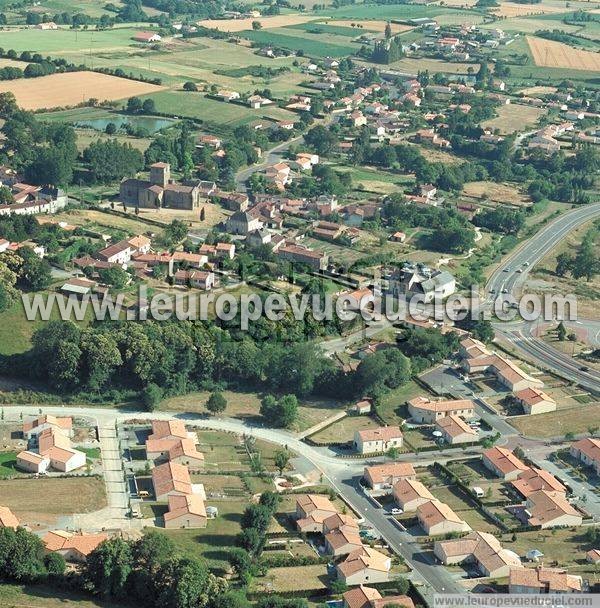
[75,114,176,133]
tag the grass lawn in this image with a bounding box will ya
[79,447,102,460]
[158,498,246,573]
[310,414,381,444]
[377,380,425,426]
[0,583,130,608]
[0,476,106,527]
[510,403,600,438]
[0,451,18,478]
[482,104,546,135]
[251,564,329,593]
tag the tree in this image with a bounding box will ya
[241,504,272,534]
[259,491,281,513]
[384,21,392,39]
[127,96,143,114]
[156,556,215,608]
[183,81,197,92]
[206,391,227,415]
[395,577,410,595]
[98,266,129,288]
[236,527,264,555]
[260,394,298,428]
[555,252,573,277]
[44,552,66,576]
[142,99,156,114]
[355,349,411,397]
[557,321,567,342]
[274,449,290,475]
[329,579,348,595]
[386,446,400,460]
[200,207,205,221]
[252,20,262,30]
[0,527,45,582]
[83,139,144,184]
[142,383,163,411]
[228,548,253,582]
[84,538,133,598]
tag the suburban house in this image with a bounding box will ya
[417,500,471,536]
[586,549,600,565]
[363,463,416,492]
[146,434,205,470]
[509,566,583,594]
[336,546,391,585]
[389,265,455,303]
[276,244,329,271]
[342,585,415,608]
[43,531,108,562]
[164,494,208,529]
[482,447,528,481]
[16,450,50,474]
[96,241,133,265]
[323,513,358,534]
[0,506,19,529]
[407,396,475,424]
[23,415,73,442]
[353,427,403,454]
[393,479,435,512]
[514,387,556,415]
[434,531,522,578]
[570,437,600,475]
[325,526,363,557]
[525,490,583,529]
[33,427,86,473]
[295,494,338,533]
[174,270,215,291]
[511,467,566,499]
[152,461,193,501]
[436,415,477,445]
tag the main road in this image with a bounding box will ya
[484,201,600,395]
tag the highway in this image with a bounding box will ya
[485,202,600,394]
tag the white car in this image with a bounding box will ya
[391,508,403,515]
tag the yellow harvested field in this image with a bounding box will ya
[198,15,315,32]
[326,20,412,33]
[482,103,546,135]
[493,2,567,16]
[0,71,164,110]
[432,0,476,6]
[463,181,529,206]
[0,58,30,68]
[527,35,600,71]
[517,85,557,96]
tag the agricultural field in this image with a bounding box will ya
[527,35,600,71]
[0,71,163,111]
[317,19,413,34]
[462,181,530,206]
[0,476,106,527]
[198,15,316,32]
[482,103,546,135]
[492,1,569,17]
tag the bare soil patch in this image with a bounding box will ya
[463,181,529,206]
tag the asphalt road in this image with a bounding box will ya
[485,202,600,394]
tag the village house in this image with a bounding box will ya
[134,31,161,43]
[363,463,416,492]
[514,387,556,415]
[277,243,328,271]
[97,240,133,265]
[174,270,215,291]
[407,396,475,424]
[43,531,108,563]
[353,426,403,454]
[34,426,86,473]
[586,549,600,565]
[509,566,583,594]
[434,531,522,578]
[325,526,363,557]
[483,447,528,481]
[343,586,415,608]
[152,461,194,501]
[393,479,435,512]
[525,490,583,529]
[416,128,450,148]
[226,210,263,235]
[295,494,338,533]
[417,500,471,536]
[336,546,391,586]
[164,494,208,529]
[146,420,205,469]
[216,90,240,102]
[247,95,272,109]
[511,467,566,499]
[23,415,73,442]
[436,415,477,445]
[389,265,456,303]
[0,506,19,529]
[16,450,50,474]
[570,437,600,475]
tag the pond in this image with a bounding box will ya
[75,114,176,134]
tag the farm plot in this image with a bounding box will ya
[0,71,164,111]
[492,2,569,17]
[198,15,317,32]
[320,19,413,34]
[462,181,530,206]
[241,29,358,57]
[527,35,600,71]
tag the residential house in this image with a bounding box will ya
[216,90,240,102]
[134,31,161,43]
[390,231,406,243]
[509,566,583,594]
[570,438,600,475]
[146,420,204,470]
[436,415,477,445]
[393,479,435,512]
[389,265,455,303]
[416,128,450,148]
[23,415,73,442]
[511,467,566,499]
[363,463,416,492]
[277,244,328,271]
[353,426,403,454]
[407,396,475,424]
[336,546,391,586]
[586,549,600,565]
[226,211,263,235]
[174,270,215,290]
[343,585,415,608]
[325,526,363,557]
[483,447,528,481]
[434,531,522,578]
[295,494,338,533]
[525,490,582,529]
[0,506,19,529]
[164,494,207,529]
[16,450,50,474]
[417,500,471,536]
[43,531,108,562]
[36,427,85,473]
[349,398,373,415]
[152,461,193,500]
[514,387,556,415]
[97,240,133,265]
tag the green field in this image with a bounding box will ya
[0,451,17,478]
[0,584,130,608]
[318,3,475,20]
[241,29,359,57]
[287,21,372,36]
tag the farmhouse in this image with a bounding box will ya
[16,450,50,474]
[407,396,475,424]
[434,531,522,578]
[295,494,338,533]
[393,479,435,512]
[363,463,416,491]
[436,415,477,445]
[514,387,556,415]
[353,426,403,454]
[134,31,162,43]
[336,546,391,585]
[277,243,329,271]
[570,437,600,475]
[483,447,528,481]
[152,461,193,500]
[417,500,471,536]
[164,494,208,529]
[586,549,600,565]
[43,531,108,563]
[0,506,19,529]
[525,490,582,529]
[343,585,415,608]
[511,467,566,499]
[509,566,583,594]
